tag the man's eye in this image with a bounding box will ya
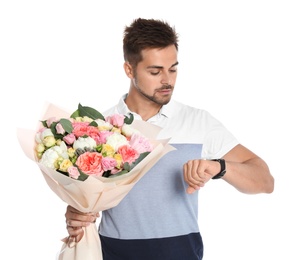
[150,71,160,76]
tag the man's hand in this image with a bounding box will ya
[65,205,100,243]
[183,159,221,194]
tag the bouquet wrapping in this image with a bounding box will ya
[17,102,174,260]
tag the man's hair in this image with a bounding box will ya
[123,18,179,68]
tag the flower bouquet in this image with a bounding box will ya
[17,102,174,260]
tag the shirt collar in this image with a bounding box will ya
[116,93,174,121]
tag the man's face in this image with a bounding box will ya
[133,45,178,106]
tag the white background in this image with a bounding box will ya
[1,0,290,259]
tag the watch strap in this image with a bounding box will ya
[211,159,226,179]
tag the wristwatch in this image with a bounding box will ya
[211,159,226,179]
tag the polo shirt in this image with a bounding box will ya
[98,94,239,259]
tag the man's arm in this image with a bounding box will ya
[222,144,274,194]
[183,144,274,194]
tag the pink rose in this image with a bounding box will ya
[68,166,80,179]
[129,133,153,153]
[56,122,65,134]
[46,117,58,127]
[98,130,113,144]
[72,122,101,143]
[118,145,139,164]
[106,114,125,128]
[101,157,117,171]
[75,152,103,176]
[63,133,76,145]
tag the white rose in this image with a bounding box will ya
[41,129,54,140]
[73,137,96,150]
[106,132,128,151]
[96,119,113,131]
[35,128,53,143]
[121,124,140,137]
[40,141,69,169]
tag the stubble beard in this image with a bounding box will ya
[134,77,173,106]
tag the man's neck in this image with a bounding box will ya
[124,94,162,121]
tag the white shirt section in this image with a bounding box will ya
[103,94,239,159]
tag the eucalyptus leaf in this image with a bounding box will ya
[70,110,80,119]
[89,121,98,127]
[77,169,89,181]
[124,113,134,125]
[123,162,131,172]
[77,103,105,120]
[50,122,63,139]
[59,118,73,134]
[41,120,48,128]
[102,170,112,178]
[130,152,150,170]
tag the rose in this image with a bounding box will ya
[63,133,76,145]
[101,144,115,157]
[101,157,117,171]
[59,158,73,172]
[46,117,58,127]
[113,153,123,171]
[121,124,140,137]
[106,114,125,128]
[40,141,69,169]
[75,152,103,176]
[72,122,101,142]
[106,132,128,151]
[95,119,113,131]
[35,128,54,144]
[56,123,66,134]
[73,137,96,150]
[33,103,155,180]
[129,133,153,154]
[98,131,113,144]
[68,166,80,179]
[118,145,139,164]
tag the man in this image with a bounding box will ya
[65,18,274,259]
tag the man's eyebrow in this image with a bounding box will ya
[171,61,179,67]
[147,62,179,69]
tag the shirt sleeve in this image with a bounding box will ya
[201,112,239,159]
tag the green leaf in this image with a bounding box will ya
[107,152,151,178]
[74,103,105,120]
[41,120,48,128]
[50,122,63,139]
[124,113,134,124]
[89,121,98,127]
[77,169,89,181]
[59,118,73,134]
[123,162,131,172]
[70,109,80,119]
[129,152,150,170]
[102,170,112,178]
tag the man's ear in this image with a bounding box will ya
[123,62,134,78]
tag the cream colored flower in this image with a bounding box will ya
[43,136,56,148]
[73,136,96,150]
[59,159,73,172]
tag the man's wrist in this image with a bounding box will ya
[211,159,226,179]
